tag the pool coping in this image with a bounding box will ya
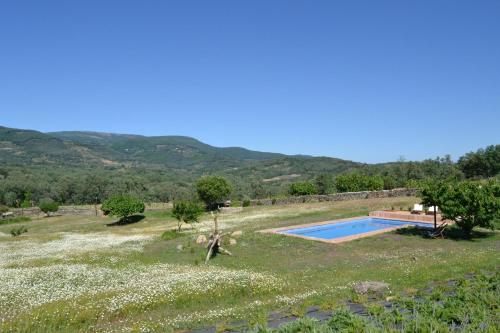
[258,216,435,244]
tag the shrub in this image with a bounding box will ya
[335,173,384,192]
[288,182,318,196]
[196,176,232,210]
[0,205,9,215]
[10,226,28,237]
[39,199,59,217]
[242,199,251,207]
[171,200,203,231]
[101,195,145,222]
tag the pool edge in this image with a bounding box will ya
[258,215,435,244]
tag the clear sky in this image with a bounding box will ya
[1,1,499,163]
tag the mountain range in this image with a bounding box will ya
[0,125,361,184]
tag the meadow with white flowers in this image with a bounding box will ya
[0,197,498,332]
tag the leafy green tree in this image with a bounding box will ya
[315,174,335,194]
[101,195,145,222]
[289,182,318,196]
[440,180,500,237]
[171,200,203,231]
[418,181,447,229]
[38,199,59,217]
[458,145,500,178]
[196,176,232,210]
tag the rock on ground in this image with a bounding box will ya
[231,230,243,238]
[196,234,207,244]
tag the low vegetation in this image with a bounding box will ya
[10,225,28,236]
[256,272,499,332]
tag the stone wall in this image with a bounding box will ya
[8,202,172,217]
[10,205,103,217]
[249,188,417,206]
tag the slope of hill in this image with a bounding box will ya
[48,131,288,170]
[0,125,360,180]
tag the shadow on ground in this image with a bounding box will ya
[395,226,495,241]
[106,215,145,227]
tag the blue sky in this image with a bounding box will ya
[1,1,499,163]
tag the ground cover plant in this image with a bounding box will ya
[254,272,499,332]
[0,196,498,332]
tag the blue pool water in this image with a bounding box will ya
[279,218,432,241]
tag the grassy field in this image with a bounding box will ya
[0,197,498,332]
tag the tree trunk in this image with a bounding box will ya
[433,208,437,230]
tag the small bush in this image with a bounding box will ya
[289,182,318,196]
[10,226,28,237]
[171,200,203,231]
[0,205,9,214]
[242,199,251,207]
[39,199,59,216]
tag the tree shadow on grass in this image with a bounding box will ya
[106,215,145,227]
[395,226,495,241]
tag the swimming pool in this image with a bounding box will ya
[277,217,432,242]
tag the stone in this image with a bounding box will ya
[229,238,237,245]
[176,244,183,251]
[354,281,390,294]
[230,230,242,238]
[196,234,207,244]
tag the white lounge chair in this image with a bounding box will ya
[411,204,423,214]
[427,206,439,215]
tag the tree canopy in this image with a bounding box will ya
[289,182,318,196]
[458,145,500,179]
[171,200,203,231]
[440,180,500,237]
[38,199,59,217]
[101,195,145,222]
[196,176,232,210]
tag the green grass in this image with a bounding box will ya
[0,216,31,225]
[0,196,498,332]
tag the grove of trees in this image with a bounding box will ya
[0,145,498,207]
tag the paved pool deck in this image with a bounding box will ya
[259,211,446,244]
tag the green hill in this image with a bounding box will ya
[0,125,362,203]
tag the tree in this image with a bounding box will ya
[101,195,145,222]
[315,174,335,195]
[335,173,384,193]
[39,199,59,217]
[418,181,447,229]
[171,200,203,231]
[458,145,500,178]
[196,176,232,211]
[289,182,318,196]
[440,180,500,237]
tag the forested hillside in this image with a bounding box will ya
[0,125,498,205]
